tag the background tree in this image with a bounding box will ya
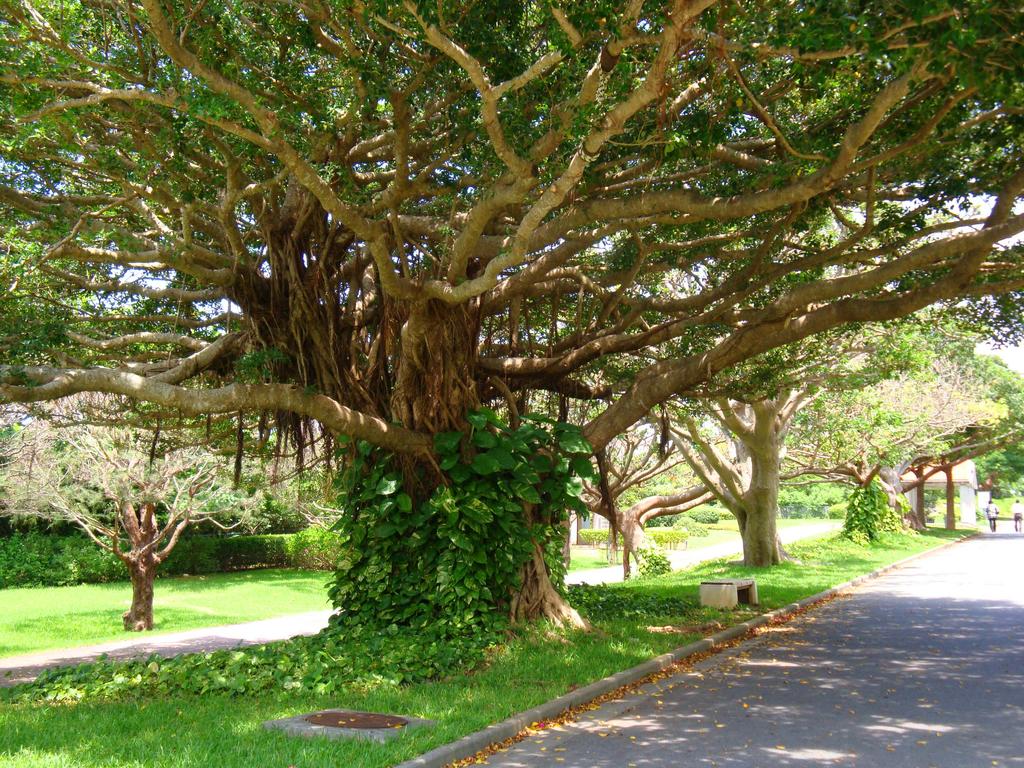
[667,327,923,564]
[584,425,709,578]
[0,425,243,630]
[2,0,1024,621]
[670,390,807,565]
[789,347,1024,528]
[976,446,1024,497]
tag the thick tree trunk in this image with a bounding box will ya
[123,561,156,631]
[910,467,928,530]
[878,466,912,530]
[391,300,480,434]
[511,543,588,629]
[392,311,585,627]
[506,501,589,629]
[117,499,161,631]
[877,467,901,509]
[945,466,956,530]
[733,431,783,567]
[620,512,648,579]
[737,496,782,566]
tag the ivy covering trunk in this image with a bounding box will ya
[328,410,594,632]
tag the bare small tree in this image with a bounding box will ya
[586,425,709,578]
[1,425,240,631]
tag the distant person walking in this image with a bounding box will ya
[986,500,1000,533]
[1012,499,1023,533]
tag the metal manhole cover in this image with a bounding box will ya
[304,711,409,730]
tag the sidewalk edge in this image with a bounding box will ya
[395,532,973,768]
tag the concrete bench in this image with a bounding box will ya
[700,579,759,609]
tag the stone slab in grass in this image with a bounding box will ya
[263,709,435,742]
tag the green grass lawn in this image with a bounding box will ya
[569,518,841,571]
[0,570,332,658]
[567,546,611,570]
[692,517,842,546]
[0,528,968,768]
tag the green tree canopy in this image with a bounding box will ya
[0,0,1022,452]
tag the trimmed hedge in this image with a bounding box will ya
[0,532,125,588]
[648,529,688,549]
[288,526,344,570]
[213,535,291,571]
[577,528,688,549]
[827,502,849,519]
[578,529,615,546]
[673,518,710,537]
[0,528,344,589]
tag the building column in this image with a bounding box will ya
[905,487,918,512]
[959,486,976,526]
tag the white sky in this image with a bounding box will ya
[977,342,1024,374]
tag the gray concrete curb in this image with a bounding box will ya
[395,532,974,768]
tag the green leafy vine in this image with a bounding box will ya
[327,410,595,635]
[841,478,904,545]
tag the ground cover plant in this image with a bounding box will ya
[0,570,331,658]
[0,530,967,768]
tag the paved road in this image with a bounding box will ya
[487,532,1024,767]
[567,521,840,585]
[0,609,333,687]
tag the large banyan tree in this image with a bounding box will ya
[2,0,1024,621]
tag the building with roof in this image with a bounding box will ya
[902,459,979,525]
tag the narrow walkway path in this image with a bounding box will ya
[487,532,1024,767]
[0,609,333,687]
[566,521,840,585]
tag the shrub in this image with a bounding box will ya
[841,480,904,544]
[777,483,848,518]
[244,492,308,534]
[634,546,671,578]
[215,535,291,570]
[827,502,848,519]
[646,529,688,549]
[578,528,686,550]
[0,532,124,588]
[673,517,709,537]
[58,537,126,583]
[287,526,344,570]
[778,503,819,519]
[686,507,724,525]
[0,533,55,588]
[644,513,680,528]
[0,529,342,589]
[162,536,220,576]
